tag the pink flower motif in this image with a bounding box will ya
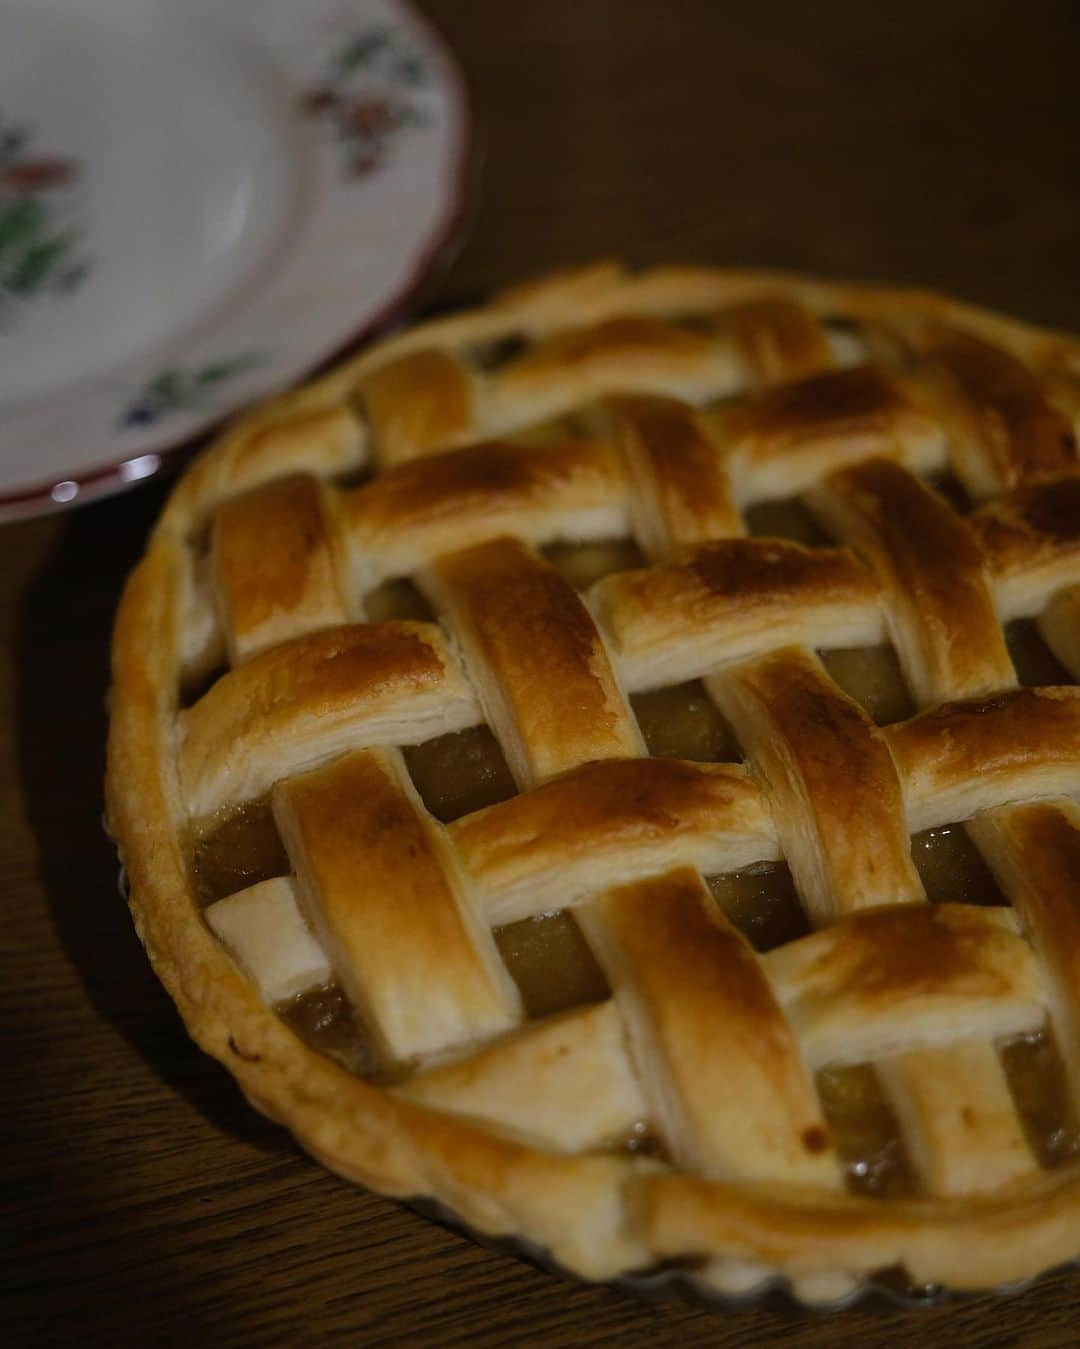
[299,88,340,116]
[1,158,76,192]
[298,27,429,182]
[340,98,399,135]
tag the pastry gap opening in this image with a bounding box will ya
[745,496,832,548]
[1000,1025,1080,1169]
[1005,617,1073,687]
[277,982,378,1079]
[821,316,862,337]
[819,644,915,725]
[179,661,229,710]
[668,312,720,335]
[631,680,741,763]
[705,863,810,952]
[867,1265,945,1304]
[505,411,597,444]
[618,1120,669,1160]
[464,332,528,371]
[924,468,972,515]
[702,392,739,415]
[190,796,291,907]
[543,536,647,590]
[493,910,610,1020]
[363,576,436,623]
[909,823,1008,907]
[334,462,375,492]
[187,517,213,559]
[822,316,868,367]
[815,1062,919,1199]
[403,724,517,823]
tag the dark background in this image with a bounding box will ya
[4,2,1078,1344]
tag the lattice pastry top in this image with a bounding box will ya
[106,262,1080,1302]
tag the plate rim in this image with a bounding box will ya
[0,0,473,523]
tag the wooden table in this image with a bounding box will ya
[5,2,1078,1343]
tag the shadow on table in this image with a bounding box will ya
[14,483,291,1158]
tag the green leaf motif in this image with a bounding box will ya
[307,27,434,182]
[392,55,428,88]
[7,232,77,295]
[0,120,91,310]
[0,197,47,257]
[146,370,186,402]
[194,354,264,386]
[122,352,266,428]
[335,29,390,79]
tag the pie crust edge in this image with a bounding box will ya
[104,262,1080,1295]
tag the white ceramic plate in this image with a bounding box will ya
[0,0,468,520]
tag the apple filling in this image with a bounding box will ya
[631,681,740,762]
[493,911,609,1019]
[1000,1028,1080,1169]
[405,725,516,822]
[706,864,810,952]
[816,1063,917,1198]
[910,824,1007,907]
[544,537,646,589]
[278,983,376,1078]
[191,796,289,907]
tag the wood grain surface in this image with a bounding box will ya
[4,2,1079,1344]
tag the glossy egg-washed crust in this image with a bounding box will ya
[106,262,1080,1299]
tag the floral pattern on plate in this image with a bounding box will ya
[0,112,90,311]
[0,0,468,522]
[121,353,265,428]
[300,25,432,177]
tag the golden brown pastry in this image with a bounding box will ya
[107,262,1080,1302]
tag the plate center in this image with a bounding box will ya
[0,0,296,407]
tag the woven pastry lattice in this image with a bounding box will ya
[107,264,1080,1301]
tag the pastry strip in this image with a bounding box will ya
[577,867,838,1187]
[274,748,522,1064]
[427,538,644,788]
